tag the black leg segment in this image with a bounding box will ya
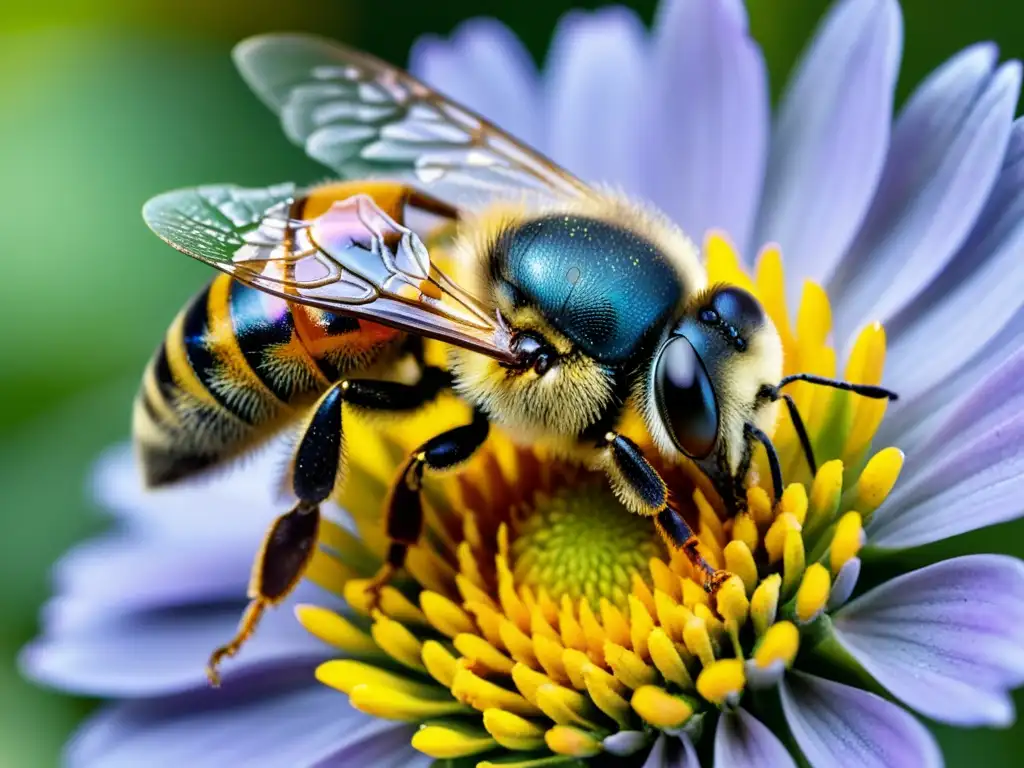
[600,431,725,594]
[207,368,451,685]
[366,409,490,598]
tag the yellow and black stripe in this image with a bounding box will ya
[134,179,456,487]
[133,273,400,486]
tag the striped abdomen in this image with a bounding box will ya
[134,273,402,486]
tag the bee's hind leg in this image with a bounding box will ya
[599,431,729,595]
[208,368,452,685]
[364,408,490,604]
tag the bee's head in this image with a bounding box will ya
[645,285,784,504]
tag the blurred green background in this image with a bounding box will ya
[1,0,1022,764]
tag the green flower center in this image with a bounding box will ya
[510,482,666,608]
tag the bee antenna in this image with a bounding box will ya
[777,373,898,402]
[744,422,783,503]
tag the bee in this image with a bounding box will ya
[140,34,897,685]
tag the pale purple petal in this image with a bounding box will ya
[603,730,649,757]
[901,342,1024,470]
[877,305,1024,452]
[91,443,289,541]
[832,555,1024,726]
[779,671,941,768]
[830,48,1021,341]
[22,579,333,696]
[67,676,423,768]
[409,18,542,149]
[877,116,1024,412]
[544,8,647,190]
[640,0,768,253]
[642,733,699,768]
[714,707,796,768]
[827,556,861,611]
[868,407,1024,548]
[754,0,901,289]
[48,532,254,619]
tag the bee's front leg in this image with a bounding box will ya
[365,408,490,603]
[598,431,729,595]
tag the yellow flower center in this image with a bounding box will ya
[297,233,906,764]
[511,482,666,609]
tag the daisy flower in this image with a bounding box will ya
[22,0,1024,766]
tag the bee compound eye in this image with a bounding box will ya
[654,336,719,459]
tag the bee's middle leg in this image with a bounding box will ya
[599,431,728,594]
[207,367,451,685]
[364,407,490,602]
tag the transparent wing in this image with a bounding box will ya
[232,33,589,207]
[143,183,516,362]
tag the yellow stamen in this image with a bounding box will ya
[582,664,633,728]
[747,486,774,528]
[604,642,659,690]
[420,591,476,637]
[411,723,496,758]
[753,621,800,669]
[453,633,515,676]
[534,633,571,685]
[342,578,376,616]
[806,459,844,537]
[370,612,426,672]
[421,640,458,688]
[843,322,889,458]
[545,725,603,758]
[452,666,541,716]
[682,615,716,669]
[628,594,656,660]
[631,684,696,729]
[561,648,591,690]
[646,628,693,689]
[696,659,746,707]
[482,709,547,752]
[751,574,781,638]
[510,662,554,708]
[501,617,540,667]
[780,483,808,526]
[650,558,681,601]
[731,513,760,554]
[795,563,831,624]
[830,511,865,576]
[376,586,429,626]
[724,540,758,596]
[850,447,904,521]
[350,684,468,721]
[316,659,437,698]
[755,244,796,352]
[535,683,604,730]
[782,529,806,599]
[765,512,802,563]
[294,604,379,656]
